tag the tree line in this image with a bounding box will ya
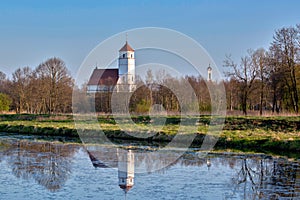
[0,57,73,114]
[224,24,300,115]
[75,24,300,115]
[1,24,300,115]
[72,68,216,114]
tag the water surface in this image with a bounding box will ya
[0,134,299,200]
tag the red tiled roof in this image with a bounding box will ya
[87,68,119,86]
[119,185,133,192]
[119,41,134,52]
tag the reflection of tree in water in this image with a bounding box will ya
[3,140,79,192]
[126,151,299,198]
[232,156,300,199]
[270,160,300,199]
[0,139,12,156]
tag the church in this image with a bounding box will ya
[87,40,213,93]
[87,41,136,93]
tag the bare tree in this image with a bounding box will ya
[251,48,267,115]
[36,57,73,114]
[224,78,240,111]
[272,26,300,113]
[145,69,154,106]
[267,44,286,113]
[11,67,32,113]
[224,51,258,115]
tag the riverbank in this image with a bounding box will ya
[0,114,299,157]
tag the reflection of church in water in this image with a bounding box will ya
[87,149,135,196]
[4,139,299,199]
[86,148,213,197]
[118,150,134,194]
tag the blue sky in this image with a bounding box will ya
[0,0,299,80]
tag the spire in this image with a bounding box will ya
[119,33,134,52]
[119,42,134,52]
[207,63,212,71]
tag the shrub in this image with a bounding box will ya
[135,99,151,114]
[0,93,11,112]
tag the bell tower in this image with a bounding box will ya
[207,64,212,82]
[118,39,135,92]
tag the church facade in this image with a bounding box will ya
[87,41,136,93]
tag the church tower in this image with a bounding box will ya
[118,40,135,92]
[207,64,212,82]
[118,150,135,195]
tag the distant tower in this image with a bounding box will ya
[118,38,136,92]
[207,64,212,82]
[118,150,135,195]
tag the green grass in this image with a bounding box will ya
[0,114,299,157]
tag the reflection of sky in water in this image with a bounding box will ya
[0,149,235,199]
[0,139,299,200]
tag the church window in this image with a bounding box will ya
[123,54,125,58]
[131,54,133,58]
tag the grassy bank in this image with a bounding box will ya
[0,114,299,156]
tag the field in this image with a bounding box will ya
[0,114,299,157]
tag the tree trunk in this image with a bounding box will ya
[260,88,263,115]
